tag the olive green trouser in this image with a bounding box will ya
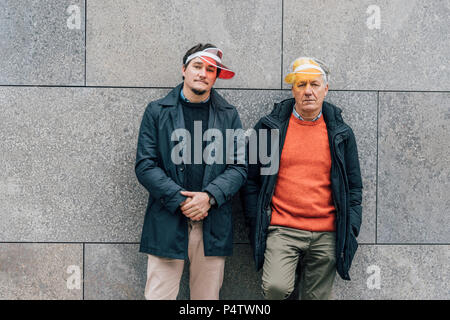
[262,226,336,300]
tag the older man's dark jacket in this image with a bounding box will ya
[135,83,247,259]
[241,98,363,280]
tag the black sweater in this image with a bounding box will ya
[180,97,210,191]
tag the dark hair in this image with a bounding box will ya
[182,43,221,79]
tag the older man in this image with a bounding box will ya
[241,57,363,300]
[135,43,247,300]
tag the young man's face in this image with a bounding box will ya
[291,75,329,117]
[182,57,218,96]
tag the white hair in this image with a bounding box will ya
[311,57,330,85]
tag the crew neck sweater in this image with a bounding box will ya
[270,113,336,231]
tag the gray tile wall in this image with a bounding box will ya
[0,0,85,85]
[0,0,448,300]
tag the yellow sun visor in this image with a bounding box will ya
[284,57,325,84]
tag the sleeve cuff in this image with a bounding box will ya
[203,184,226,208]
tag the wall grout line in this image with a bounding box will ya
[84,0,87,87]
[0,242,140,244]
[0,84,448,93]
[0,241,449,245]
[82,242,85,300]
[376,91,380,244]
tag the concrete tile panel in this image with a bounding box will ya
[84,244,262,300]
[177,244,263,300]
[0,87,170,242]
[378,92,450,243]
[83,244,450,299]
[87,0,282,88]
[283,0,450,90]
[0,243,82,300]
[84,244,146,300]
[0,0,85,85]
[217,89,289,130]
[326,91,378,244]
[220,244,263,300]
[332,245,450,299]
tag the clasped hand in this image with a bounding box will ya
[179,191,211,221]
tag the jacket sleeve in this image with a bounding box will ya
[239,121,262,245]
[345,129,363,237]
[203,109,248,208]
[135,104,187,214]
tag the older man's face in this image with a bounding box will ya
[291,75,329,118]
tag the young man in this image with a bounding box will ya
[135,44,247,300]
[241,57,363,299]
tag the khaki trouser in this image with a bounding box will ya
[144,220,226,300]
[262,226,336,300]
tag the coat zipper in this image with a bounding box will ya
[331,128,348,260]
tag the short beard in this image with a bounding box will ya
[191,88,207,96]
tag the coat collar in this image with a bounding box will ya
[159,83,183,106]
[265,97,347,131]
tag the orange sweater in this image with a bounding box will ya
[270,113,336,231]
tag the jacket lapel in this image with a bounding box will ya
[160,84,186,185]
